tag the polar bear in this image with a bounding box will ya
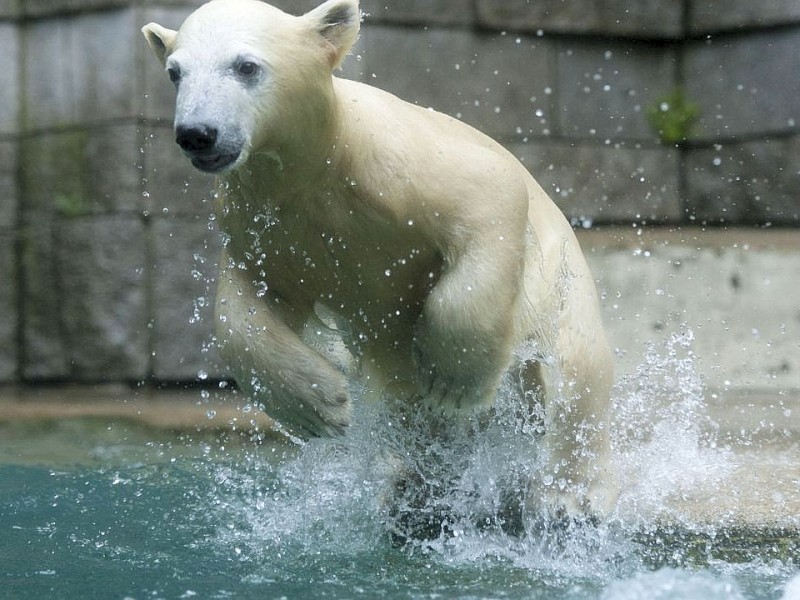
[142,0,617,519]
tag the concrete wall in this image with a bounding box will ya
[583,229,800,394]
[0,0,798,396]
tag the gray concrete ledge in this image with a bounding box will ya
[578,227,800,393]
[0,383,271,431]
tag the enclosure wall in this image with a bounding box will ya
[0,0,797,395]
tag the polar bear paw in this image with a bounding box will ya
[536,476,619,528]
[265,383,351,440]
[415,359,499,414]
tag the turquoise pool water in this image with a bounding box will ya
[1,429,797,600]
[1,333,798,599]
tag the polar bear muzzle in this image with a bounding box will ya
[175,123,242,173]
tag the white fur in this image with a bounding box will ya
[143,0,618,518]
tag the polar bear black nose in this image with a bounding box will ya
[176,124,218,153]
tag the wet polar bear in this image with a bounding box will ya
[142,0,617,520]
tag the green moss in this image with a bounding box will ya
[54,192,91,218]
[647,88,700,144]
[21,129,92,218]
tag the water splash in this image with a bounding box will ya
[611,328,735,527]
[600,568,746,600]
[192,327,791,594]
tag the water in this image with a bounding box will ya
[1,332,798,600]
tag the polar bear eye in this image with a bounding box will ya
[167,66,181,85]
[235,60,260,79]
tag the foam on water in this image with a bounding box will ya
[191,328,797,597]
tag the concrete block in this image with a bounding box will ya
[361,0,475,27]
[690,0,800,34]
[24,8,138,129]
[0,232,17,381]
[269,0,334,15]
[20,125,141,221]
[277,0,474,24]
[512,140,682,223]
[20,131,83,221]
[0,23,19,135]
[151,217,225,381]
[23,18,75,130]
[477,0,684,39]
[72,9,139,122]
[580,229,800,393]
[686,137,800,225]
[55,215,148,380]
[555,40,677,141]
[0,1,20,18]
[20,221,69,379]
[22,215,148,381]
[22,0,128,18]
[684,29,800,141]
[139,0,206,6]
[140,125,215,217]
[0,140,17,229]
[357,26,557,139]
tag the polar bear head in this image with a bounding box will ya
[142,0,360,173]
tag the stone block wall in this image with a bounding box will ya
[0,0,798,389]
[0,16,19,381]
[2,0,221,384]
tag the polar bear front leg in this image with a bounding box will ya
[214,258,351,439]
[413,237,524,411]
[539,320,618,521]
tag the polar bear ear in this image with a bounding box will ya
[305,0,360,70]
[141,23,178,66]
